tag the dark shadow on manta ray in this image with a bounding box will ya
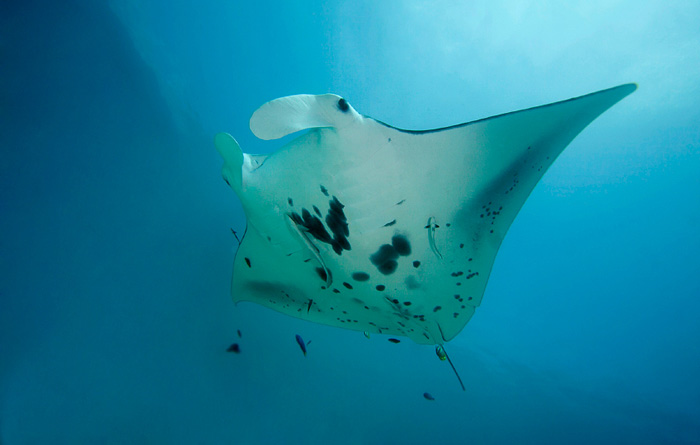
[215,84,636,389]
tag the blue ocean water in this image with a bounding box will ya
[1,1,699,443]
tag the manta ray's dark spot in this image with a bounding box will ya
[372,244,398,262]
[460,243,464,248]
[405,276,420,290]
[326,196,351,255]
[413,261,420,268]
[391,235,411,256]
[320,185,329,196]
[403,301,412,306]
[383,219,397,227]
[342,282,353,290]
[244,257,251,268]
[292,199,352,255]
[433,306,442,312]
[338,98,349,112]
[396,199,405,205]
[352,272,370,282]
[290,209,332,244]
[446,223,451,227]
[375,285,385,291]
[453,312,459,318]
[454,294,460,299]
[378,260,398,275]
[315,267,327,282]
[224,178,230,186]
[370,244,399,275]
[451,271,464,277]
[288,197,293,206]
[332,288,340,294]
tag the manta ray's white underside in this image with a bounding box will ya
[215,84,636,345]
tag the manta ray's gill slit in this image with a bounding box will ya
[313,205,322,217]
[315,267,328,282]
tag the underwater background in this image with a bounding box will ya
[2,1,699,443]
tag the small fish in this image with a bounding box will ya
[388,338,401,344]
[295,334,307,356]
[423,392,435,401]
[227,343,240,353]
[237,329,242,338]
[435,345,447,361]
[426,217,443,259]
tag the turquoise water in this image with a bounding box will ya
[2,1,699,443]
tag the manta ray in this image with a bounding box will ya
[215,84,636,347]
